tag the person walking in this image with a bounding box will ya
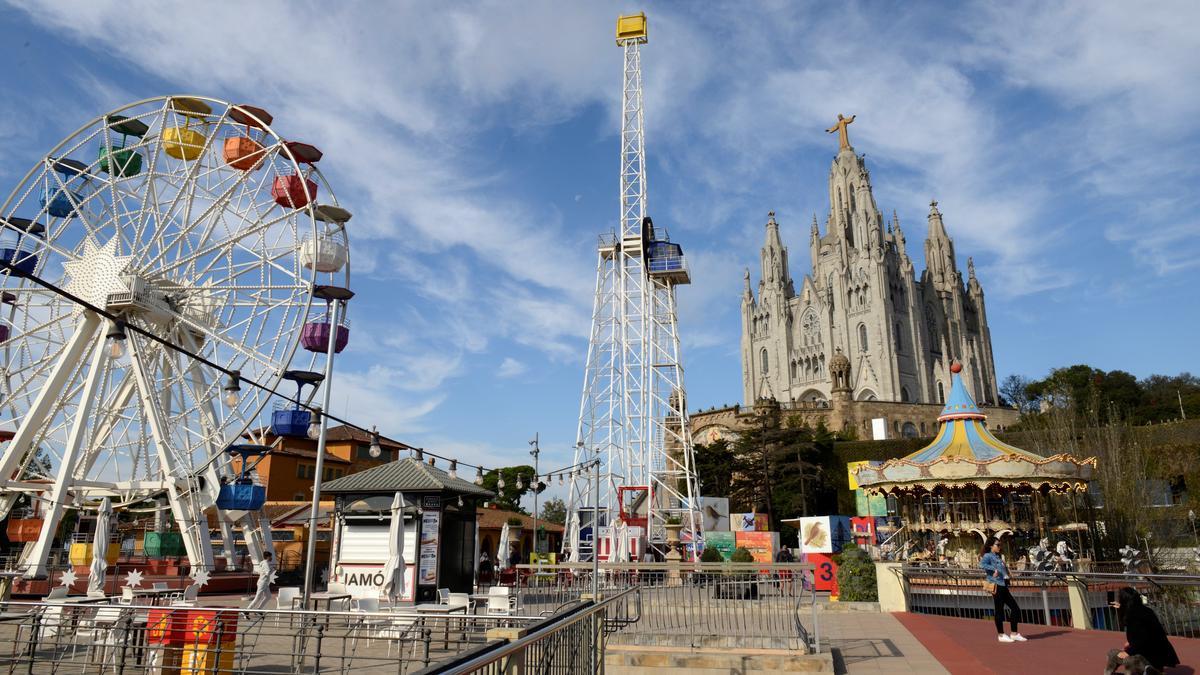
[980,536,1026,643]
[1105,586,1180,674]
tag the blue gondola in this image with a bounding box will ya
[0,218,45,276]
[39,158,88,219]
[270,370,324,437]
[216,444,270,511]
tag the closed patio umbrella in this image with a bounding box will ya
[381,492,407,603]
[87,498,112,596]
[497,523,512,571]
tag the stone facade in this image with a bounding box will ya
[690,397,1020,446]
[741,137,999,409]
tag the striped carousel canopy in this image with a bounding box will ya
[854,363,1096,494]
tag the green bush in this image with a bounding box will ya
[731,547,754,563]
[834,545,877,601]
[700,546,724,563]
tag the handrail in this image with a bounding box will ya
[417,587,639,674]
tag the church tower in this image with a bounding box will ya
[740,115,1000,412]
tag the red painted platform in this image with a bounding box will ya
[896,612,1199,675]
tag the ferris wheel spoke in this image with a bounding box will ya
[155,208,299,277]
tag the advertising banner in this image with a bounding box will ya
[850,516,876,546]
[336,563,415,602]
[735,531,778,563]
[700,497,730,532]
[830,516,853,553]
[798,516,833,554]
[418,510,440,585]
[704,531,736,561]
[804,552,840,598]
[731,513,769,532]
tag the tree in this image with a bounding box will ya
[480,465,535,513]
[540,497,567,525]
[694,439,735,503]
[999,374,1034,413]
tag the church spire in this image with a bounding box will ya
[810,213,819,240]
[760,211,789,289]
[742,268,753,301]
[925,198,958,287]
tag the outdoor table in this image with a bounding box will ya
[305,592,351,612]
[126,587,177,606]
[415,603,468,650]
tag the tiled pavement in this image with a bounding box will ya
[820,611,949,674]
[895,612,1200,675]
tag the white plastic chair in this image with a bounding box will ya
[171,584,199,606]
[437,588,450,604]
[276,587,300,610]
[349,597,388,647]
[447,593,470,611]
[43,587,68,601]
[152,582,169,591]
[119,587,134,605]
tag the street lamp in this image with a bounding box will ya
[222,370,241,407]
[368,426,382,458]
[529,434,540,554]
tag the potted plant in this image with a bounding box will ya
[664,515,683,544]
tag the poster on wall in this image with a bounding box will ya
[798,516,833,554]
[700,497,730,532]
[849,461,890,517]
[418,508,441,586]
[804,552,840,598]
[735,531,778,563]
[704,531,736,560]
[731,513,769,532]
[850,516,876,546]
[829,516,853,553]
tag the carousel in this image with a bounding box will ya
[855,362,1097,567]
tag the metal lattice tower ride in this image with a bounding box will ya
[566,13,701,559]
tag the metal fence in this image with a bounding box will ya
[507,562,820,653]
[416,588,640,674]
[0,600,536,674]
[899,565,1200,638]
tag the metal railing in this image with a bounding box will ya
[0,599,538,673]
[900,565,1200,638]
[507,562,820,653]
[415,587,640,674]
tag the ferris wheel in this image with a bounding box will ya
[0,96,351,577]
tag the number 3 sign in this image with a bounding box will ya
[804,552,840,599]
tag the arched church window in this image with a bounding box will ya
[790,360,797,380]
[901,386,910,403]
[920,422,927,435]
[901,422,919,439]
[858,324,868,352]
[895,323,903,352]
[761,348,769,375]
[937,381,945,404]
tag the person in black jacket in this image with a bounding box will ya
[1105,586,1180,674]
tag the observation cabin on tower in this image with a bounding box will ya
[643,217,689,285]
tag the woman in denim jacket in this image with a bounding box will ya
[980,536,1026,643]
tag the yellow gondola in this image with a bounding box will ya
[163,97,212,161]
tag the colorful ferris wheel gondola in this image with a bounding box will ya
[300,282,350,353]
[271,369,324,438]
[0,217,45,277]
[39,158,89,219]
[162,96,212,160]
[98,115,149,177]
[223,104,273,171]
[272,141,322,209]
[215,444,271,511]
[300,204,350,273]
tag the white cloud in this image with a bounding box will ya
[497,357,527,378]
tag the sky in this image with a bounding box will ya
[1,1,1197,506]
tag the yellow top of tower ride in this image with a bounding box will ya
[616,12,647,44]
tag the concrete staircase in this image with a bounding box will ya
[605,633,834,673]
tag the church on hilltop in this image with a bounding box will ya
[741,115,999,409]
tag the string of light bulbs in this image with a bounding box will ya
[0,260,560,484]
